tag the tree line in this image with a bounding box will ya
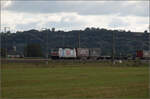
[0,27,149,57]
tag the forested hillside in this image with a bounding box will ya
[1,27,150,56]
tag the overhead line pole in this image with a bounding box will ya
[46,29,48,64]
[78,32,80,48]
[61,33,64,48]
[4,27,10,58]
[112,31,115,64]
[42,28,49,65]
[4,27,7,58]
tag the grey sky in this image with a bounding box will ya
[1,0,149,32]
[5,1,149,17]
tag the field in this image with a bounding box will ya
[1,60,149,98]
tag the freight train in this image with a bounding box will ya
[50,48,150,60]
[50,48,101,60]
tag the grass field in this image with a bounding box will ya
[1,61,149,98]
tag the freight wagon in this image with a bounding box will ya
[136,50,150,60]
[76,48,89,59]
[59,48,76,59]
[89,48,101,60]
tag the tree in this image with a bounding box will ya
[52,28,55,32]
[24,43,43,57]
[84,27,90,31]
[144,30,148,33]
[0,48,7,57]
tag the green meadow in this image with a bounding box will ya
[1,61,149,98]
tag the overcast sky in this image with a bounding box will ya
[1,0,149,32]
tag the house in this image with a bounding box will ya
[7,51,24,58]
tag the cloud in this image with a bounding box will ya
[3,1,149,17]
[108,18,129,28]
[1,10,86,31]
[1,10,149,32]
[1,0,12,8]
[1,1,149,32]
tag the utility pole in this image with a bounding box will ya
[42,28,49,65]
[46,29,48,64]
[148,25,150,33]
[4,27,10,58]
[78,32,80,48]
[112,31,115,64]
[62,35,65,48]
[4,27,6,33]
[42,28,49,64]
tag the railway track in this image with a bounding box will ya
[1,58,149,64]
